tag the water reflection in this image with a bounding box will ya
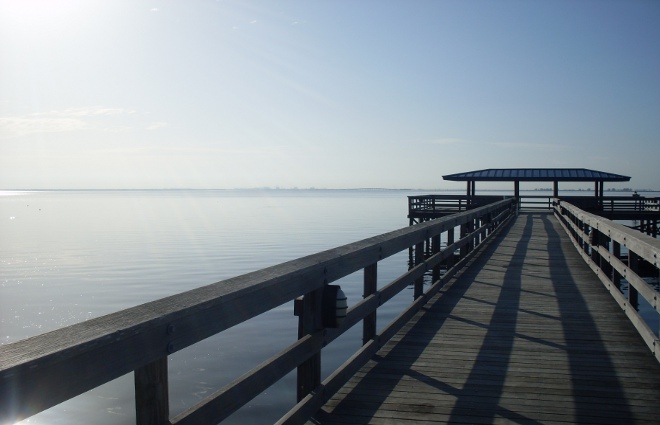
[0,189,424,424]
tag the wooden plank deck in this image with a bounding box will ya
[308,212,660,424]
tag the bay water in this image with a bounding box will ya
[1,189,433,424]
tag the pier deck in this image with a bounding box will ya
[308,212,660,424]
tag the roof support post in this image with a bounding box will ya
[514,180,520,200]
[466,181,474,207]
[594,181,604,209]
[553,181,559,197]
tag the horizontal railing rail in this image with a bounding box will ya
[0,199,516,425]
[518,195,554,210]
[559,195,660,213]
[408,195,508,214]
[554,200,660,362]
[520,195,660,212]
[601,196,660,211]
[410,194,660,215]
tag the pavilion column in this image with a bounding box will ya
[594,181,604,209]
[466,181,470,200]
[466,181,474,207]
[553,181,559,197]
[514,180,520,212]
[514,180,520,199]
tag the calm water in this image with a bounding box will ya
[0,189,435,424]
[1,189,657,424]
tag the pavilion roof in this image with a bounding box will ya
[443,168,630,182]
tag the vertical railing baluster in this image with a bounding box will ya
[628,252,639,310]
[590,228,599,264]
[600,234,612,281]
[295,287,323,402]
[612,241,621,292]
[460,223,468,257]
[414,241,424,299]
[432,234,441,284]
[363,263,377,345]
[135,357,170,425]
[447,226,455,270]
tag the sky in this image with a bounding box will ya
[1,0,659,190]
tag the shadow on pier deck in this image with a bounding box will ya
[309,212,660,424]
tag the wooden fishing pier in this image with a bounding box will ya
[309,210,660,424]
[1,168,659,424]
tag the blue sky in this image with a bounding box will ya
[1,0,658,190]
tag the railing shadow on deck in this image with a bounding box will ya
[310,215,544,424]
[445,214,534,423]
[312,217,520,424]
[0,199,516,425]
[313,212,647,423]
[541,214,635,422]
[554,200,660,361]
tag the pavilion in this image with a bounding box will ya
[442,168,631,203]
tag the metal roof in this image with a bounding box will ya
[443,168,630,182]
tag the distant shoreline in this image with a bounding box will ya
[2,188,659,193]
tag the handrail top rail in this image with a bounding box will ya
[410,194,659,200]
[556,200,660,265]
[408,194,510,200]
[1,199,514,374]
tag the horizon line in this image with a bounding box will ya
[2,187,657,192]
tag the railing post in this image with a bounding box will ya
[460,223,468,257]
[446,226,455,269]
[589,228,599,264]
[363,263,377,345]
[628,252,639,310]
[485,212,493,238]
[600,234,611,279]
[585,224,591,255]
[476,217,482,244]
[414,241,424,299]
[612,241,621,291]
[135,357,170,425]
[295,287,323,402]
[431,233,441,283]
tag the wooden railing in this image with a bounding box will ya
[554,200,660,362]
[408,194,660,216]
[408,194,507,213]
[600,196,660,212]
[0,199,517,425]
[521,195,660,213]
[518,195,554,210]
[557,195,660,213]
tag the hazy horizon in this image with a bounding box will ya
[2,186,658,193]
